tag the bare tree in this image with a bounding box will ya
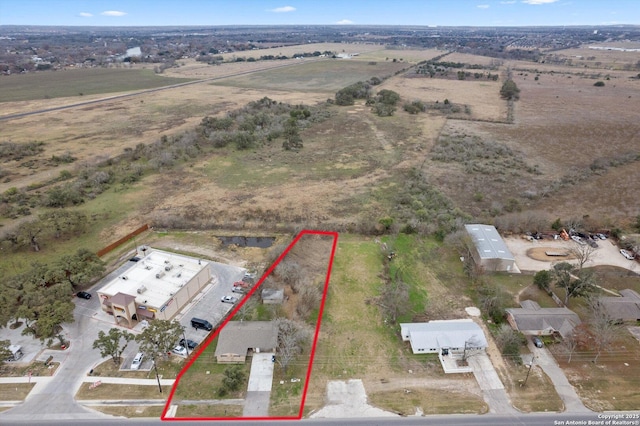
[275,318,310,374]
[236,296,258,321]
[462,335,484,361]
[586,297,622,364]
[567,243,596,272]
[559,330,579,364]
[379,272,409,324]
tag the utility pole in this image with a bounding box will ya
[182,329,190,357]
[522,355,536,387]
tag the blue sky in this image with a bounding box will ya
[1,0,638,27]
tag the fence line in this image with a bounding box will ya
[97,224,149,257]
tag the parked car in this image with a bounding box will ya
[532,337,543,348]
[571,235,586,245]
[131,352,144,370]
[76,291,91,299]
[191,317,213,331]
[620,249,635,260]
[221,295,238,304]
[597,233,607,240]
[171,346,187,357]
[232,286,246,294]
[179,338,198,350]
[587,239,598,248]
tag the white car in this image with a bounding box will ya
[571,235,586,245]
[221,295,238,304]
[620,249,635,260]
[131,352,144,370]
[171,346,188,357]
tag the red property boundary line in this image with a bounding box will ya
[161,229,339,421]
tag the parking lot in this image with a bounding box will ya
[0,252,248,370]
[504,236,639,273]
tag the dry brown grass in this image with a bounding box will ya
[553,332,640,412]
[502,364,564,412]
[216,43,382,62]
[76,383,172,400]
[89,405,165,418]
[0,383,35,401]
[442,52,504,67]
[379,76,507,121]
[368,387,487,416]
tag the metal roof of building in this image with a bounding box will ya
[400,319,488,351]
[465,224,515,261]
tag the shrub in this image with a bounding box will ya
[593,81,605,87]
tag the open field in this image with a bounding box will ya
[544,43,640,70]
[354,48,444,63]
[0,68,194,102]
[379,75,506,121]
[211,59,410,93]
[216,43,382,62]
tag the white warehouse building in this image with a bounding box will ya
[465,224,517,272]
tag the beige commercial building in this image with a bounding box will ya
[97,248,211,328]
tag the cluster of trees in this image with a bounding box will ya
[0,210,89,253]
[334,81,372,106]
[500,79,521,100]
[93,319,184,366]
[0,248,104,340]
[368,89,401,117]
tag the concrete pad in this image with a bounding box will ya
[468,353,505,391]
[247,353,275,392]
[243,391,270,417]
[310,379,398,418]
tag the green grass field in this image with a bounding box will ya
[211,60,409,92]
[0,68,194,102]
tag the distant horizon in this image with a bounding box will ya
[1,0,639,27]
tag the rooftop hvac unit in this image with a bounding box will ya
[165,264,173,272]
[137,285,147,294]
[156,271,165,279]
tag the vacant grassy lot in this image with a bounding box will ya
[92,405,165,418]
[76,383,172,400]
[304,235,481,413]
[502,364,564,412]
[0,383,35,401]
[368,387,487,415]
[0,68,194,102]
[553,331,640,411]
[211,59,409,93]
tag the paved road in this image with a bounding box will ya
[524,341,592,413]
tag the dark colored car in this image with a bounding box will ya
[180,338,198,350]
[76,291,91,299]
[532,336,543,348]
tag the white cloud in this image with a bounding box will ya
[269,6,296,13]
[522,0,559,4]
[477,4,490,8]
[100,10,127,17]
[500,1,517,3]
[79,12,93,17]
[336,19,354,25]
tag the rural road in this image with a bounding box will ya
[0,59,320,122]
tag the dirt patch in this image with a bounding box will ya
[526,247,575,262]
